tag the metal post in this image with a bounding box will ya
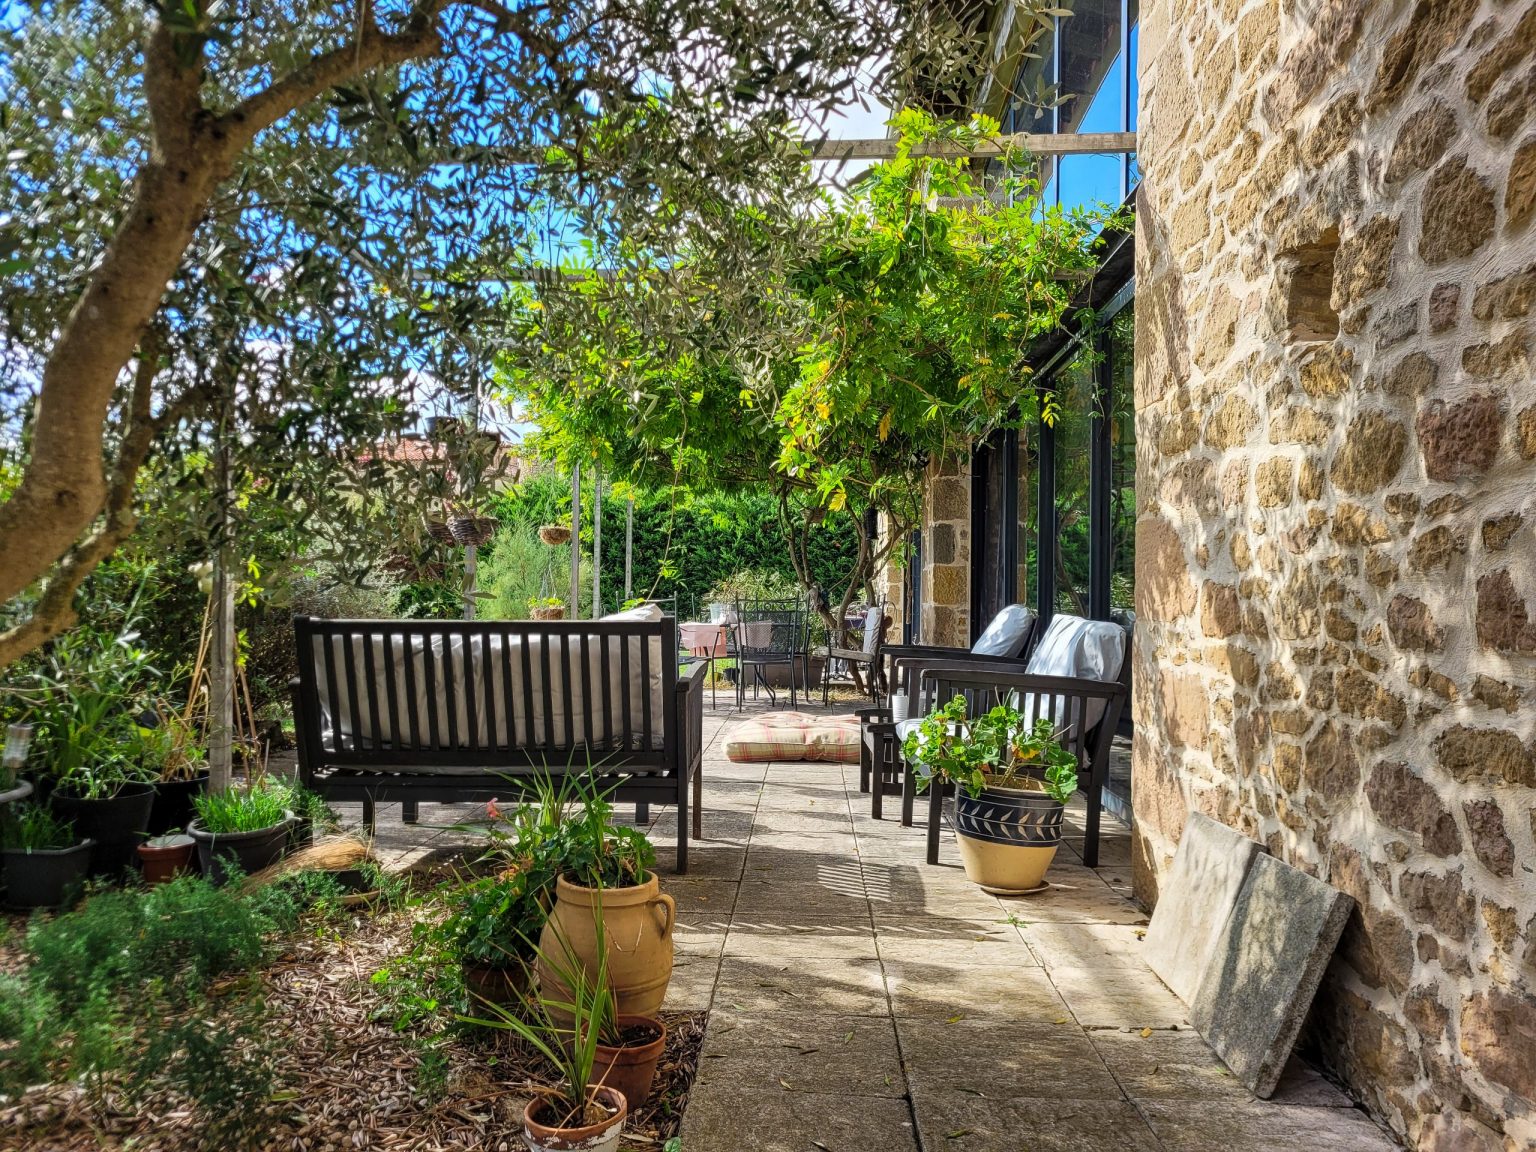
[591,463,602,615]
[569,463,581,619]
[624,498,634,602]
[463,543,477,620]
[209,432,235,794]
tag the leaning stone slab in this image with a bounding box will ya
[1143,812,1263,1004]
[1190,853,1354,1098]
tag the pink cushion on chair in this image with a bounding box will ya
[724,712,863,764]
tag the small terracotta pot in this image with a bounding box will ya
[521,1085,626,1152]
[592,1015,666,1108]
[137,835,195,886]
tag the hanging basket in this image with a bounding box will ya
[425,518,457,545]
[539,524,572,546]
[450,515,498,547]
[530,605,566,621]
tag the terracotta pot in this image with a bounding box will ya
[137,834,195,886]
[537,874,675,1018]
[953,782,1064,895]
[530,606,565,621]
[461,959,531,1007]
[521,1084,626,1152]
[592,1015,666,1108]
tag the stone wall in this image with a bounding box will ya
[1134,0,1536,1147]
[920,455,972,647]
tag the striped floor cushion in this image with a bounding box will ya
[724,712,863,764]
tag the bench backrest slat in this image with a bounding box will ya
[293,616,676,769]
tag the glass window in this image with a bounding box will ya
[1057,153,1126,216]
[1057,0,1124,135]
[1107,306,1136,618]
[1050,359,1095,616]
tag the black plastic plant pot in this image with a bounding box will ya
[147,773,211,837]
[1,840,95,910]
[50,783,156,878]
[188,812,295,885]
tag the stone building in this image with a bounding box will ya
[896,0,1536,1146]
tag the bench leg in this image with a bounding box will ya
[362,796,376,834]
[635,802,650,825]
[901,759,917,827]
[1083,770,1103,869]
[692,762,703,840]
[402,801,419,825]
[926,781,944,865]
[676,775,690,876]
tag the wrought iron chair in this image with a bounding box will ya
[732,599,809,710]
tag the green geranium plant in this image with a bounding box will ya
[901,695,1079,804]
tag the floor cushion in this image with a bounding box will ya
[724,712,863,764]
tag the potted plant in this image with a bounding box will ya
[444,870,552,1006]
[528,596,566,621]
[449,506,498,547]
[902,697,1079,895]
[536,791,675,1018]
[538,523,572,546]
[0,804,94,909]
[468,929,629,1152]
[136,706,211,837]
[540,915,667,1110]
[188,776,296,884]
[45,688,157,877]
[137,831,196,886]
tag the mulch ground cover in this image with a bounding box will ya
[0,869,706,1151]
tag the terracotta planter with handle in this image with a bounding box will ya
[537,874,675,1018]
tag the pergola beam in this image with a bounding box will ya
[806,132,1136,161]
[432,131,1137,170]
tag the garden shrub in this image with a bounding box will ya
[0,871,360,1146]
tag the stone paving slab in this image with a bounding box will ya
[883,959,1061,1020]
[1143,812,1264,1004]
[1089,1028,1254,1101]
[714,955,890,1016]
[899,1017,1124,1100]
[1020,921,1153,969]
[681,1088,920,1152]
[1047,965,1191,1030]
[1136,1098,1398,1150]
[695,1011,907,1098]
[910,1094,1164,1152]
[1190,854,1353,1098]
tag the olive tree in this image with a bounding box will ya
[0,0,981,671]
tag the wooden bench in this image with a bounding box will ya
[290,613,706,872]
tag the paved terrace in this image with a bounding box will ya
[364,700,1402,1152]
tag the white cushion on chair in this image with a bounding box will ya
[971,604,1037,658]
[1018,615,1127,734]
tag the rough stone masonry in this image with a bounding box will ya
[1133,0,1536,1148]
